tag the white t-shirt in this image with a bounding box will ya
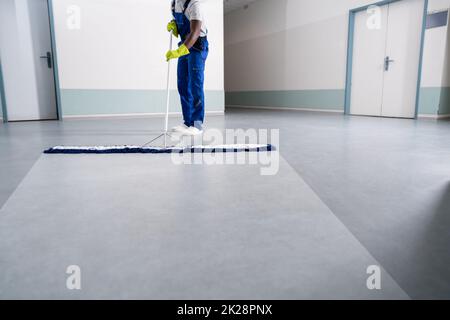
[174,0,208,37]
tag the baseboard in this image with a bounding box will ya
[63,111,225,120]
[226,105,344,113]
[227,105,450,120]
[418,114,450,120]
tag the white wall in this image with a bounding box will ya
[53,0,223,90]
[0,0,43,121]
[440,3,450,87]
[225,0,450,114]
[225,0,383,91]
[51,0,224,116]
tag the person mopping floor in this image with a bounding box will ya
[43,1,274,154]
[166,0,209,136]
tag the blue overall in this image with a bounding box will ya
[172,0,208,130]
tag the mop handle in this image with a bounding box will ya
[164,32,173,134]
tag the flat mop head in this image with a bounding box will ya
[44,144,275,154]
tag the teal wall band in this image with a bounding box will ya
[438,87,450,115]
[226,88,449,115]
[61,89,225,116]
[226,90,344,111]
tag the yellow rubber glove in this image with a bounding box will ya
[166,44,190,61]
[167,20,179,38]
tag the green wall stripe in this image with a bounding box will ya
[60,89,224,116]
[418,87,441,115]
[59,88,446,117]
[438,87,450,115]
[226,90,345,110]
[226,88,448,115]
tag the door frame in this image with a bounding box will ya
[47,0,62,120]
[0,58,8,123]
[344,0,428,119]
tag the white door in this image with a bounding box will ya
[27,0,58,121]
[350,0,425,118]
[350,5,389,117]
[4,0,57,121]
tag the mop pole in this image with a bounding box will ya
[164,32,173,147]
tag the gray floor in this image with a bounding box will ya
[0,108,449,299]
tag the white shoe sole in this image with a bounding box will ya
[181,130,203,137]
[171,127,187,133]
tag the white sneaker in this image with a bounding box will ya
[171,124,189,132]
[181,127,203,136]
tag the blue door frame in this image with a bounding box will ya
[0,59,7,123]
[344,0,429,118]
[0,0,62,123]
[47,0,63,120]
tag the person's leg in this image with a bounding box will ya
[188,48,208,130]
[177,55,193,127]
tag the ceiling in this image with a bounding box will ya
[224,0,260,14]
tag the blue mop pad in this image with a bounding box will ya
[44,144,275,154]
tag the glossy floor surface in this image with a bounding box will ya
[0,109,449,299]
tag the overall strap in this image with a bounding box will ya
[183,0,192,14]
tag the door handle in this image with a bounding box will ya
[384,56,395,71]
[40,52,52,69]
